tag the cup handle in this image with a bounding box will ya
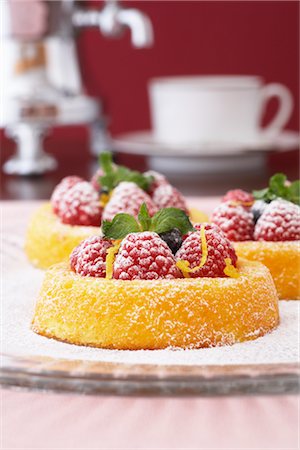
[260,83,294,136]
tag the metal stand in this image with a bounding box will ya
[3,123,57,175]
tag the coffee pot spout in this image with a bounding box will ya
[73,0,153,48]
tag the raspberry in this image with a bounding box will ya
[56,181,102,226]
[211,202,254,241]
[222,189,254,207]
[175,223,237,278]
[102,182,158,221]
[113,232,183,280]
[51,176,83,214]
[254,199,300,241]
[152,184,188,213]
[70,236,113,277]
[90,168,104,192]
[144,170,169,195]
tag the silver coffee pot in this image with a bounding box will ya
[0,0,153,175]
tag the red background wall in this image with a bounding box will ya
[79,0,299,136]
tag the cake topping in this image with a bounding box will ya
[159,228,182,255]
[90,168,104,192]
[251,200,268,224]
[56,181,103,226]
[70,207,240,280]
[143,170,168,195]
[211,173,300,243]
[222,189,254,208]
[254,199,300,241]
[70,236,113,277]
[223,258,240,278]
[105,240,122,279]
[102,203,194,239]
[98,152,153,192]
[253,173,299,205]
[113,231,183,280]
[211,202,254,241]
[51,176,83,214]
[102,182,158,221]
[152,184,188,213]
[175,223,237,278]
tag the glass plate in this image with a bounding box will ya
[1,354,299,397]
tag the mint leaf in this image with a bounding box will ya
[138,203,151,231]
[269,173,288,198]
[253,187,270,201]
[99,152,114,175]
[150,208,194,235]
[288,180,300,204]
[253,172,300,204]
[98,152,153,192]
[102,214,141,239]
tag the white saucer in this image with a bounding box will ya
[112,130,299,157]
[112,130,299,175]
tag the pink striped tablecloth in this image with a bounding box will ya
[2,200,299,449]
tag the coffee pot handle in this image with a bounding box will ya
[260,83,294,135]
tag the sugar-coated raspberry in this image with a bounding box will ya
[152,184,188,213]
[254,199,300,241]
[70,236,113,277]
[113,232,183,280]
[90,168,104,192]
[144,170,169,195]
[102,182,158,221]
[56,181,102,226]
[183,222,224,241]
[175,223,237,278]
[51,176,83,214]
[211,202,254,241]
[222,189,254,207]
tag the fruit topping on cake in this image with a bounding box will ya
[54,181,103,226]
[51,176,84,214]
[152,184,188,213]
[211,173,300,243]
[221,189,254,207]
[176,223,238,278]
[102,182,158,221]
[251,200,268,224]
[70,205,240,281]
[254,199,300,241]
[210,202,254,241]
[113,232,182,280]
[159,228,182,254]
[144,170,169,194]
[49,152,192,228]
[70,235,113,277]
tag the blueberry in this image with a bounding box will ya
[100,187,109,195]
[251,200,268,223]
[159,228,183,254]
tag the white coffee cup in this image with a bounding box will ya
[148,75,294,145]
